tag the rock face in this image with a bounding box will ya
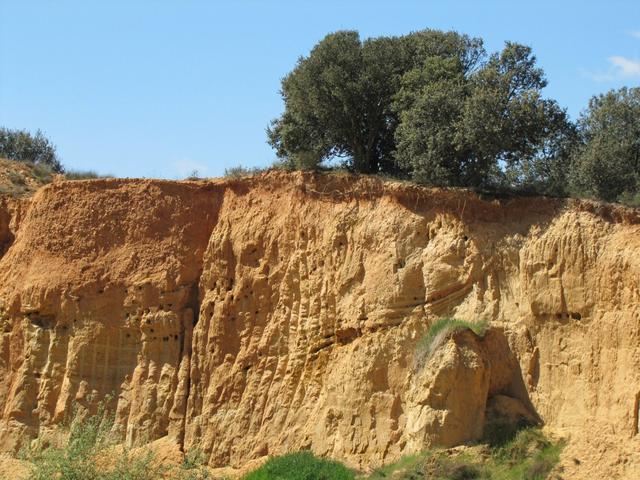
[0,172,638,478]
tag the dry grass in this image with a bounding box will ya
[0,158,55,197]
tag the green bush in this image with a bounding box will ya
[414,317,488,369]
[7,171,26,186]
[368,452,424,479]
[482,418,530,448]
[177,448,211,480]
[21,401,209,480]
[185,169,202,181]
[21,400,159,480]
[618,190,640,208]
[0,128,63,173]
[243,451,354,480]
[64,169,107,180]
[490,428,563,480]
[268,29,575,193]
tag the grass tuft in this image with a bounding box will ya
[488,428,564,480]
[414,317,488,369]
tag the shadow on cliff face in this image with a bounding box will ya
[405,327,541,451]
[0,201,16,258]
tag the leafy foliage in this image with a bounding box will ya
[267,30,408,174]
[268,30,488,174]
[482,417,535,449]
[242,451,354,480]
[269,30,575,195]
[32,163,55,183]
[489,428,563,480]
[570,86,640,203]
[395,42,574,191]
[0,128,63,173]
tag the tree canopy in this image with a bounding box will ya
[268,30,410,174]
[268,29,576,195]
[570,87,640,203]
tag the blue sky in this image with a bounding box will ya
[1,1,639,178]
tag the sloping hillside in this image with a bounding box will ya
[0,158,55,197]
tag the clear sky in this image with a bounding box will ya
[1,1,639,178]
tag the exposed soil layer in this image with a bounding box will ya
[0,171,638,479]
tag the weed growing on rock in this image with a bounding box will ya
[414,317,488,369]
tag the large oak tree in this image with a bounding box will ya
[268,29,574,194]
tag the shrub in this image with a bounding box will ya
[21,400,142,480]
[368,452,424,479]
[494,428,550,465]
[176,448,211,480]
[185,169,201,181]
[0,128,63,173]
[7,171,26,186]
[223,165,266,178]
[32,163,55,183]
[414,317,488,369]
[618,191,640,208]
[243,451,354,480]
[21,400,208,480]
[425,453,482,480]
[64,169,105,180]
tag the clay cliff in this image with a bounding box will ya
[0,172,638,478]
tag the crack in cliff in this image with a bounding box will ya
[173,281,201,452]
[634,391,640,436]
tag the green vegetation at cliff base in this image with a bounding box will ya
[242,427,563,480]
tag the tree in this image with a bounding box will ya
[394,42,575,190]
[504,103,577,196]
[269,30,575,195]
[393,56,471,185]
[570,87,640,202]
[267,31,404,173]
[267,29,485,174]
[0,128,63,173]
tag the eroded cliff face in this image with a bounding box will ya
[0,172,638,478]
